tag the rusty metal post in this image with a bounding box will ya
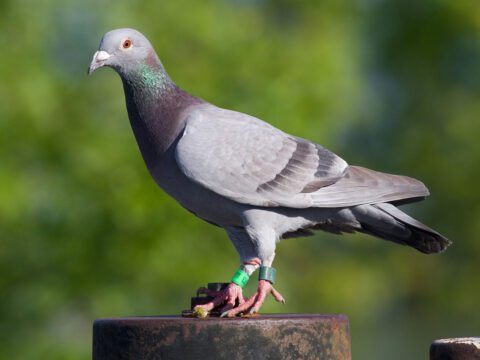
[93,314,351,360]
[430,337,480,360]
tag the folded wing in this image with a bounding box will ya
[175,105,428,208]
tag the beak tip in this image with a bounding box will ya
[88,50,111,76]
[87,64,97,75]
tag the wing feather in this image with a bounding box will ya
[175,104,428,208]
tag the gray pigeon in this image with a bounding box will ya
[89,28,451,317]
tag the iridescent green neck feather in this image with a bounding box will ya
[138,64,171,93]
[121,59,174,99]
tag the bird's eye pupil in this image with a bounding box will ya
[123,40,132,48]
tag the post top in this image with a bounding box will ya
[432,337,480,347]
[95,313,348,323]
[93,313,351,360]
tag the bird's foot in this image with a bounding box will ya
[194,282,245,316]
[222,280,285,318]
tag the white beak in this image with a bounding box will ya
[88,51,111,75]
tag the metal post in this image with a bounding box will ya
[430,337,480,360]
[93,314,351,360]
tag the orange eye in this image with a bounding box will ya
[122,39,132,49]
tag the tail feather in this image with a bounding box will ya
[352,203,451,254]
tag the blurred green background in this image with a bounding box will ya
[1,0,479,359]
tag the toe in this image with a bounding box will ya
[238,292,245,305]
[219,295,236,314]
[194,291,228,312]
[270,286,285,303]
[225,294,258,317]
[249,287,269,314]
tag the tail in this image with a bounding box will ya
[352,202,451,254]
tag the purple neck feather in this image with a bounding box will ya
[120,52,204,167]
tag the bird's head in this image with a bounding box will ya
[88,28,157,76]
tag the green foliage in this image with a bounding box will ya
[0,0,479,359]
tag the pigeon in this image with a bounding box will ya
[89,28,451,317]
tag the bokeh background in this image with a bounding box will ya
[1,0,479,359]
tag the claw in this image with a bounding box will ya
[220,311,230,318]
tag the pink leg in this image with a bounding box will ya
[194,282,244,313]
[224,280,285,317]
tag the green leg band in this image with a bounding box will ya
[231,268,250,288]
[259,266,277,284]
